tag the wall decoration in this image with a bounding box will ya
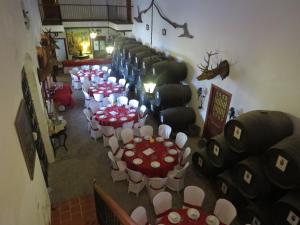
[197,51,230,80]
[162,28,167,36]
[15,99,36,180]
[134,0,193,38]
[66,29,91,55]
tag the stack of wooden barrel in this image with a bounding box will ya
[112,37,196,132]
[192,110,300,225]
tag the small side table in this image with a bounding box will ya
[50,128,68,156]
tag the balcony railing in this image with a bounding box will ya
[39,3,132,25]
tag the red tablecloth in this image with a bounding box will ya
[63,58,112,67]
[52,84,75,107]
[122,138,179,177]
[75,70,104,81]
[158,209,225,225]
[94,105,138,128]
[88,82,123,97]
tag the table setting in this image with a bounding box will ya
[88,82,123,97]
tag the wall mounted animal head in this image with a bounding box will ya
[197,51,230,81]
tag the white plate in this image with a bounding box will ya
[133,158,143,165]
[98,91,104,94]
[125,151,134,157]
[99,115,107,119]
[125,143,135,149]
[164,141,174,147]
[109,118,117,122]
[100,107,106,110]
[164,156,174,163]
[120,117,128,121]
[133,137,142,143]
[143,148,155,156]
[206,215,220,225]
[109,111,118,116]
[156,137,164,142]
[144,136,151,140]
[107,90,112,93]
[168,149,178,155]
[151,161,160,168]
[187,208,200,220]
[129,109,136,112]
[96,111,104,115]
[128,113,135,117]
[167,212,181,224]
[113,88,119,91]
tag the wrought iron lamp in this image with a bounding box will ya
[143,74,157,98]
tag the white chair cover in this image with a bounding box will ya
[158,124,172,139]
[167,162,190,192]
[214,198,237,225]
[107,76,117,84]
[140,125,153,137]
[183,186,205,209]
[83,108,92,131]
[102,126,115,147]
[177,147,191,168]
[129,99,139,109]
[88,99,100,114]
[107,152,127,183]
[93,93,104,103]
[91,65,100,70]
[117,96,129,105]
[152,191,172,220]
[108,136,124,160]
[130,206,148,225]
[175,132,188,149]
[127,168,146,197]
[102,97,113,107]
[118,78,126,87]
[90,118,102,141]
[121,128,134,144]
[147,177,168,200]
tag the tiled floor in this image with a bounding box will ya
[51,195,98,225]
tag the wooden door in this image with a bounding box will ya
[202,84,232,139]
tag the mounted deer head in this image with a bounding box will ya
[197,51,230,81]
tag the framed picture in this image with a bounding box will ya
[15,99,36,180]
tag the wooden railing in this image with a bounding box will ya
[93,181,137,225]
[39,3,132,25]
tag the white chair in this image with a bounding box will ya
[117,96,129,105]
[130,206,149,225]
[79,76,85,84]
[121,128,134,144]
[139,105,147,117]
[102,65,108,72]
[102,126,115,147]
[129,99,139,109]
[88,99,100,114]
[118,78,126,87]
[152,191,172,221]
[93,92,104,103]
[158,124,172,139]
[107,152,127,183]
[83,108,92,131]
[107,76,117,84]
[90,118,102,141]
[140,125,153,138]
[127,168,146,197]
[102,97,113,107]
[147,177,168,200]
[167,162,190,192]
[81,65,90,70]
[92,65,100,70]
[175,132,188,149]
[108,136,124,160]
[177,147,191,169]
[71,74,81,90]
[183,186,205,209]
[214,198,237,225]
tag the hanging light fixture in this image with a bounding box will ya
[89,0,97,39]
[105,0,114,54]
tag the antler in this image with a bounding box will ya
[198,51,219,71]
[134,0,155,23]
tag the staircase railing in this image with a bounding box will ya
[93,181,137,225]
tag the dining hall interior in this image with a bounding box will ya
[1,0,300,225]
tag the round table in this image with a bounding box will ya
[94,105,138,128]
[75,70,104,81]
[122,137,179,177]
[88,82,123,97]
[158,209,225,225]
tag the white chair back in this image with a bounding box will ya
[102,65,109,72]
[158,124,172,139]
[121,128,134,144]
[92,65,100,70]
[122,120,134,129]
[83,90,90,100]
[81,65,90,70]
[83,108,92,121]
[138,114,148,127]
[118,78,126,87]
[108,151,118,170]
[102,97,113,107]
[152,191,172,218]
[147,177,168,200]
[180,147,191,167]
[183,186,205,209]
[93,93,104,102]
[140,125,153,137]
[129,99,139,108]
[130,206,148,225]
[107,76,117,84]
[108,136,119,155]
[117,96,129,105]
[102,126,115,137]
[127,168,144,183]
[176,162,190,179]
[139,105,147,117]
[89,99,100,114]
[214,198,237,225]
[175,132,188,149]
[72,74,80,82]
[70,67,79,74]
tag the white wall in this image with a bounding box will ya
[132,0,300,126]
[0,0,51,224]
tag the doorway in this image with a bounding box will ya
[202,84,232,139]
[55,38,67,61]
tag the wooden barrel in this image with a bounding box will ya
[224,110,293,153]
[154,84,191,109]
[263,135,300,189]
[152,60,188,86]
[272,191,300,225]
[142,55,166,74]
[122,43,142,60]
[239,201,273,225]
[192,149,223,177]
[159,107,195,131]
[127,46,150,64]
[234,156,279,199]
[134,51,157,69]
[207,133,247,169]
[216,170,248,207]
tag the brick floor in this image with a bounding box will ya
[51,195,98,225]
